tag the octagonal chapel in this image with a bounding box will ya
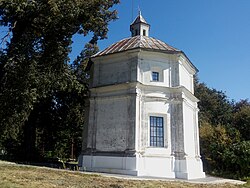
[79,12,205,179]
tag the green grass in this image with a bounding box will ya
[241,178,250,188]
[0,161,246,188]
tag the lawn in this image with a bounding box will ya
[0,161,247,188]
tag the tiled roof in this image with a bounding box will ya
[93,35,180,57]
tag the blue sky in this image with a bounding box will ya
[71,0,250,101]
[1,0,249,101]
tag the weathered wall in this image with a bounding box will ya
[98,96,135,151]
[92,54,138,88]
[87,93,136,152]
[170,102,184,158]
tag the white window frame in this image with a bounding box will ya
[151,67,163,82]
[147,114,168,148]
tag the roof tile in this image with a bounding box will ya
[93,36,180,57]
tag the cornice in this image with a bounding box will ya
[90,82,199,103]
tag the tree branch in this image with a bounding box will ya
[1,21,17,49]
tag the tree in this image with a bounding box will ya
[0,0,119,160]
[195,77,249,179]
[194,80,233,126]
[199,122,241,173]
[233,100,250,140]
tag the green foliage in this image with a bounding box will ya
[233,100,250,140]
[0,0,119,161]
[195,80,233,125]
[222,141,250,176]
[195,77,250,179]
[199,122,242,174]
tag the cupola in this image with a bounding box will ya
[130,11,150,37]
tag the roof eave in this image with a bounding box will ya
[89,48,198,74]
[92,47,180,59]
[91,47,141,59]
[178,51,199,73]
[130,22,150,27]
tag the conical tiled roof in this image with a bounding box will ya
[90,12,197,72]
[93,35,180,57]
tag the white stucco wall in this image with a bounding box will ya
[143,100,171,153]
[92,51,196,94]
[183,100,196,156]
[178,56,195,93]
[81,49,204,179]
[179,63,192,92]
[137,51,195,94]
[138,52,173,87]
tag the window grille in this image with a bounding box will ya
[152,72,159,81]
[150,116,164,147]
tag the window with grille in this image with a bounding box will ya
[150,116,164,147]
[152,72,159,81]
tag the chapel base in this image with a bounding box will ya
[79,154,205,179]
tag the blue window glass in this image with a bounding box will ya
[152,72,159,81]
[150,116,164,147]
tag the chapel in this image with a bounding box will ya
[79,12,205,179]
